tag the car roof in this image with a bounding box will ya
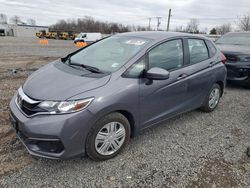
[227,31,250,34]
[223,31,250,36]
[116,31,206,41]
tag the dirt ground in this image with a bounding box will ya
[0,37,250,187]
[0,56,57,176]
[0,37,77,177]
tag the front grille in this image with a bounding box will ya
[16,90,47,117]
[21,105,38,116]
[224,54,238,62]
[22,100,38,109]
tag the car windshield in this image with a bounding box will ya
[216,33,250,46]
[77,33,86,38]
[70,36,150,72]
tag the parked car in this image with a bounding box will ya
[9,32,227,160]
[35,30,46,38]
[216,32,250,89]
[0,29,5,36]
[59,32,70,40]
[74,32,102,44]
[205,34,221,42]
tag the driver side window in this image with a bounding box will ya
[148,39,184,71]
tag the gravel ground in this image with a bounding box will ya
[0,37,77,57]
[0,37,250,187]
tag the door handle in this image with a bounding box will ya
[209,61,216,67]
[177,73,188,80]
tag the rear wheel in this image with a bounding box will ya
[86,113,130,161]
[243,78,250,89]
[201,83,221,112]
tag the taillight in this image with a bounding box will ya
[220,53,227,64]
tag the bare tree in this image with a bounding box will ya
[10,15,22,24]
[186,19,199,33]
[50,16,140,34]
[27,18,36,25]
[216,23,232,35]
[237,13,250,31]
[0,13,7,24]
[174,26,186,32]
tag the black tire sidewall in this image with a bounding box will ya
[243,78,250,89]
[86,113,131,161]
[202,83,221,112]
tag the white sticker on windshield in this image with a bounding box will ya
[125,40,146,46]
[111,63,119,68]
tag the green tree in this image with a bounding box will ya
[209,28,217,35]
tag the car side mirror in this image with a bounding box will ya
[146,67,170,80]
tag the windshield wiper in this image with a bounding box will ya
[68,62,104,74]
[62,55,104,74]
[61,54,72,63]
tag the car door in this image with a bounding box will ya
[183,38,215,109]
[139,39,191,128]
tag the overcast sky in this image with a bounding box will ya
[0,0,249,32]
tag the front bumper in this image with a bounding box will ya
[9,94,97,159]
[226,62,250,83]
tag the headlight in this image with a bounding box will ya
[38,98,94,114]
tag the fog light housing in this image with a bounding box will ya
[36,140,64,153]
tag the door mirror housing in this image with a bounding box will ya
[146,67,170,80]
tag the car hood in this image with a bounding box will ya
[217,44,250,55]
[23,61,111,101]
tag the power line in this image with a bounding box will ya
[171,17,236,21]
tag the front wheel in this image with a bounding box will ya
[201,83,221,112]
[86,113,130,161]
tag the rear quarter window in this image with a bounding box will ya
[206,40,217,57]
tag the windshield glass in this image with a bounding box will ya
[77,33,86,38]
[216,33,250,46]
[70,36,150,72]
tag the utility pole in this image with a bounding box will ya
[148,17,152,31]
[167,9,172,31]
[156,17,162,31]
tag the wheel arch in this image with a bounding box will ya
[116,110,136,137]
[91,106,138,138]
[215,80,224,96]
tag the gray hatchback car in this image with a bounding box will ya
[9,32,227,160]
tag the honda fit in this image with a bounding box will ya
[9,32,227,160]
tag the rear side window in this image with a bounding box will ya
[188,39,209,64]
[206,40,217,57]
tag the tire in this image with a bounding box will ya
[243,78,250,89]
[86,112,130,161]
[247,147,250,157]
[200,83,221,112]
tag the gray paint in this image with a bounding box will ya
[216,32,250,83]
[10,31,227,159]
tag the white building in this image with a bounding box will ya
[0,24,48,37]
